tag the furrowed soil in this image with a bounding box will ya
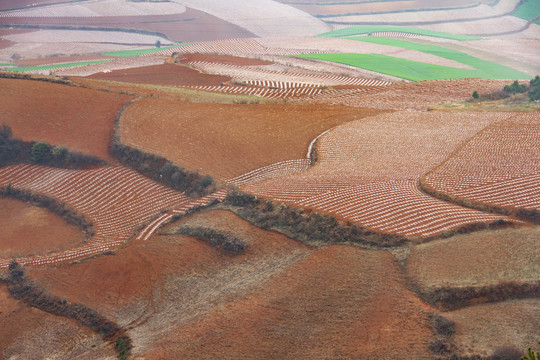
[120,98,387,180]
[0,198,85,258]
[0,78,133,161]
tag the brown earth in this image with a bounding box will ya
[0,9,256,43]
[120,97,387,180]
[138,211,433,359]
[0,198,86,259]
[86,63,231,87]
[407,226,540,290]
[0,77,133,161]
[16,55,115,67]
[178,53,274,66]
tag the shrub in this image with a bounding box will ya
[115,335,133,360]
[31,142,51,163]
[472,91,479,99]
[490,346,523,360]
[503,80,527,94]
[176,226,247,254]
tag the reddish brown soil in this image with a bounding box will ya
[0,9,256,43]
[179,53,274,66]
[86,63,231,87]
[144,244,433,359]
[0,198,85,258]
[0,78,133,161]
[120,97,387,180]
[0,38,14,50]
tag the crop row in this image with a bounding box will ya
[188,61,392,87]
[0,164,190,268]
[187,85,324,100]
[227,159,311,186]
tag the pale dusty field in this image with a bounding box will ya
[173,0,330,37]
[0,0,187,17]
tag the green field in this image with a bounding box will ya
[318,26,481,41]
[7,60,112,73]
[0,63,16,66]
[103,45,184,57]
[298,53,485,81]
[325,36,530,80]
[513,0,540,24]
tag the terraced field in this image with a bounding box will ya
[424,112,540,211]
[0,164,191,268]
[241,111,519,238]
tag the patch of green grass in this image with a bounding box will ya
[7,60,112,73]
[318,26,481,41]
[0,62,16,66]
[298,53,483,81]
[103,45,188,57]
[513,0,540,23]
[340,37,529,80]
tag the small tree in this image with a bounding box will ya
[31,142,51,163]
[155,40,161,48]
[472,91,479,99]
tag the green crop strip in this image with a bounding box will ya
[297,53,484,81]
[7,60,112,73]
[0,63,16,66]
[340,37,530,80]
[318,26,481,41]
[513,0,540,24]
[103,45,190,57]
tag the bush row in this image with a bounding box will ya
[0,186,94,239]
[175,226,247,254]
[419,281,540,311]
[223,190,410,248]
[110,141,217,198]
[0,124,105,169]
[2,262,132,360]
[0,72,74,86]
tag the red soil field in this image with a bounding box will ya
[0,78,132,161]
[0,9,255,43]
[86,63,231,87]
[179,53,273,66]
[119,97,386,180]
[0,198,85,259]
[0,38,13,50]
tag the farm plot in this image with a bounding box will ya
[119,97,384,180]
[55,56,165,76]
[169,0,330,37]
[241,111,517,238]
[0,0,187,17]
[0,198,85,259]
[0,164,191,268]
[423,112,540,210]
[86,63,231,87]
[308,78,510,110]
[0,78,132,161]
[319,26,480,41]
[322,0,519,24]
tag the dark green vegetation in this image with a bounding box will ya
[504,80,528,94]
[318,26,480,41]
[173,226,247,254]
[528,75,540,101]
[222,190,409,248]
[428,313,456,357]
[0,125,104,169]
[6,60,111,73]
[521,342,540,360]
[1,262,133,359]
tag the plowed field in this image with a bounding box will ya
[0,78,132,161]
[86,63,231,87]
[0,198,85,259]
[242,111,517,238]
[119,98,386,180]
